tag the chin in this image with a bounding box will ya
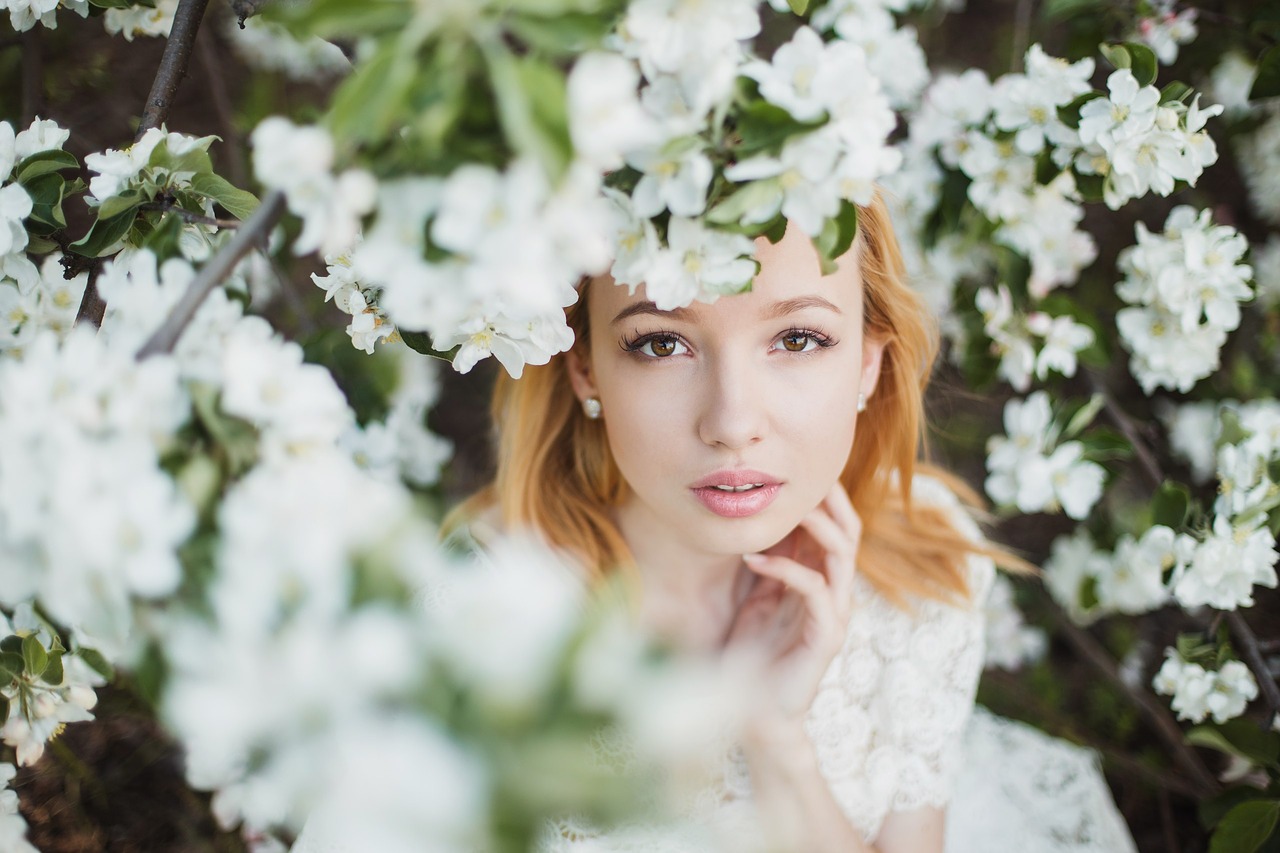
[686,511,804,556]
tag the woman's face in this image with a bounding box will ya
[567,220,886,557]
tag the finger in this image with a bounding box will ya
[797,509,856,611]
[742,554,837,633]
[823,481,863,547]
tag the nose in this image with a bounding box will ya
[696,352,768,450]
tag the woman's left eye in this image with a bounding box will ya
[772,331,829,353]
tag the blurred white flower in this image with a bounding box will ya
[1099,526,1174,614]
[568,53,660,171]
[1129,5,1197,65]
[1159,400,1220,484]
[982,575,1047,670]
[1206,52,1256,119]
[1153,650,1256,724]
[1169,515,1279,610]
[0,762,37,853]
[224,14,350,81]
[1237,107,1280,225]
[986,392,1104,519]
[103,0,176,39]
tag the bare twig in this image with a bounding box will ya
[196,24,248,189]
[1034,587,1222,798]
[73,262,105,327]
[140,199,241,229]
[1011,0,1034,72]
[1227,611,1280,721]
[136,190,284,358]
[137,0,212,139]
[1088,374,1164,491]
[20,29,42,126]
[230,0,271,27]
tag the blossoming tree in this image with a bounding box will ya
[0,0,1277,850]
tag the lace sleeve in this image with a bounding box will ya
[802,474,997,842]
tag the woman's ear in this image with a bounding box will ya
[564,344,599,405]
[860,332,887,401]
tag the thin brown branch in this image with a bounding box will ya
[20,29,42,127]
[1010,0,1034,72]
[137,0,212,139]
[196,23,248,189]
[1033,587,1222,798]
[1226,611,1280,721]
[1088,374,1164,491]
[136,190,285,358]
[139,200,240,229]
[73,262,105,328]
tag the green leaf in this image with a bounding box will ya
[508,13,614,56]
[1042,0,1105,21]
[327,37,419,145]
[399,330,438,356]
[787,0,810,13]
[189,172,260,220]
[1099,43,1131,71]
[40,651,64,686]
[70,207,138,257]
[98,188,149,221]
[1152,481,1191,530]
[141,211,185,259]
[706,179,781,226]
[1061,393,1104,440]
[15,149,79,184]
[147,136,217,180]
[1203,787,1272,830]
[89,0,153,8]
[0,651,23,683]
[0,636,20,655]
[1189,721,1280,770]
[1210,800,1280,853]
[78,648,115,681]
[1056,92,1102,130]
[811,200,858,273]
[1123,41,1159,86]
[23,172,69,232]
[1252,46,1280,101]
[485,45,573,184]
[1160,81,1192,105]
[22,635,48,679]
[1219,408,1250,448]
[0,694,8,725]
[735,101,823,156]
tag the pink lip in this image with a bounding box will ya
[689,469,783,519]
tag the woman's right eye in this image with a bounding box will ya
[630,334,687,358]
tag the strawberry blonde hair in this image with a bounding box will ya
[444,193,1034,612]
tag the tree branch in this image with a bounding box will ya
[1033,587,1222,798]
[136,190,284,359]
[1088,374,1165,491]
[20,29,42,127]
[137,0,212,139]
[1226,611,1280,722]
[140,199,241,229]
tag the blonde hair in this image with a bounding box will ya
[444,193,1035,612]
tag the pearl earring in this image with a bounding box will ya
[857,392,867,413]
[583,397,602,419]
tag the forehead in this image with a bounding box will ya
[590,220,864,324]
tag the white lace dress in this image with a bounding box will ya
[296,475,1139,853]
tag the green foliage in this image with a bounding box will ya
[1210,800,1280,853]
[811,200,858,276]
[1100,41,1158,87]
[484,46,574,184]
[1187,720,1280,771]
[1252,46,1280,101]
[1152,481,1191,529]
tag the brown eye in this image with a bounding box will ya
[649,336,677,357]
[780,332,811,352]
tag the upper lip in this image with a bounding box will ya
[690,469,782,489]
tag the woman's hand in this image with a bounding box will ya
[722,481,862,727]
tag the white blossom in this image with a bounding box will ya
[1153,650,1257,724]
[982,575,1047,670]
[1129,4,1198,65]
[1237,107,1280,225]
[103,0,177,39]
[1042,527,1111,625]
[1099,526,1174,614]
[1169,515,1279,610]
[224,14,350,81]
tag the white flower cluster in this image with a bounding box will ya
[1042,524,1175,624]
[339,351,453,488]
[1115,206,1253,394]
[250,117,376,257]
[224,14,350,81]
[0,119,78,351]
[985,391,1106,520]
[975,283,1095,391]
[0,0,84,31]
[1206,52,1256,120]
[1129,1,1198,66]
[0,763,36,853]
[311,251,397,355]
[1250,235,1280,309]
[982,575,1047,670]
[1168,515,1278,610]
[1153,649,1257,724]
[807,0,930,109]
[1237,106,1280,226]
[103,0,177,40]
[1074,69,1221,209]
[0,609,106,769]
[0,327,193,656]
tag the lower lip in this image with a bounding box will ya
[691,484,782,518]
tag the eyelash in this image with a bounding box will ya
[619,328,838,360]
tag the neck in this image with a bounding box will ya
[612,495,753,652]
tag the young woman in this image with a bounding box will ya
[445,193,1139,852]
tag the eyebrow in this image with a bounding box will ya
[609,295,843,325]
